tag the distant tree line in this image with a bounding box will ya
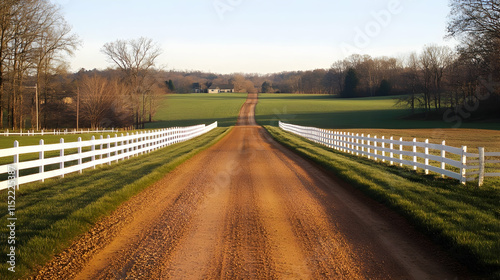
[1,0,498,129]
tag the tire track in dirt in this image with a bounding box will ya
[32,93,468,279]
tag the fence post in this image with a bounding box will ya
[60,138,65,178]
[121,133,125,160]
[115,134,119,163]
[367,134,371,160]
[39,139,45,182]
[389,136,394,165]
[361,134,365,156]
[441,140,446,178]
[374,136,378,161]
[13,141,19,190]
[413,138,417,171]
[424,139,429,175]
[337,131,341,150]
[346,132,350,154]
[381,136,386,162]
[91,136,96,169]
[107,135,111,165]
[399,137,403,167]
[148,131,152,152]
[344,132,347,152]
[328,131,332,148]
[126,133,130,159]
[136,132,140,156]
[460,146,467,185]
[141,132,145,154]
[100,135,104,164]
[78,137,83,174]
[355,133,359,156]
[478,147,485,187]
[340,132,345,153]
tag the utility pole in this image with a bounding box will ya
[77,85,80,130]
[26,83,39,131]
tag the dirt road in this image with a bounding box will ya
[34,93,465,279]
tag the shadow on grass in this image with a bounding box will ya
[146,116,237,128]
[256,111,500,130]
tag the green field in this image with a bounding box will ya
[256,94,500,130]
[147,93,248,128]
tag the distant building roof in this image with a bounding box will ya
[209,84,234,90]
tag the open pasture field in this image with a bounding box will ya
[340,128,500,153]
[255,94,500,131]
[147,93,248,128]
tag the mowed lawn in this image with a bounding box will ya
[147,93,248,128]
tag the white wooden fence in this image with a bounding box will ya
[0,128,118,136]
[279,121,500,186]
[0,122,218,190]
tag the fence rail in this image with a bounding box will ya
[0,122,218,190]
[0,128,119,136]
[279,121,499,186]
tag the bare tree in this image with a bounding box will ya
[404,52,421,113]
[34,17,79,129]
[0,0,78,129]
[78,74,114,129]
[448,0,500,40]
[102,37,162,128]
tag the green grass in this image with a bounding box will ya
[264,125,500,278]
[0,133,115,149]
[0,127,231,279]
[147,93,248,128]
[256,94,500,130]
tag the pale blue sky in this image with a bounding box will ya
[54,0,456,74]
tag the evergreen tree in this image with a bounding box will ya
[261,81,272,93]
[341,68,359,98]
[376,79,392,96]
[167,79,175,92]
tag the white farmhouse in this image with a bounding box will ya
[208,84,235,93]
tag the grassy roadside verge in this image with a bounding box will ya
[0,127,231,279]
[264,125,500,278]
